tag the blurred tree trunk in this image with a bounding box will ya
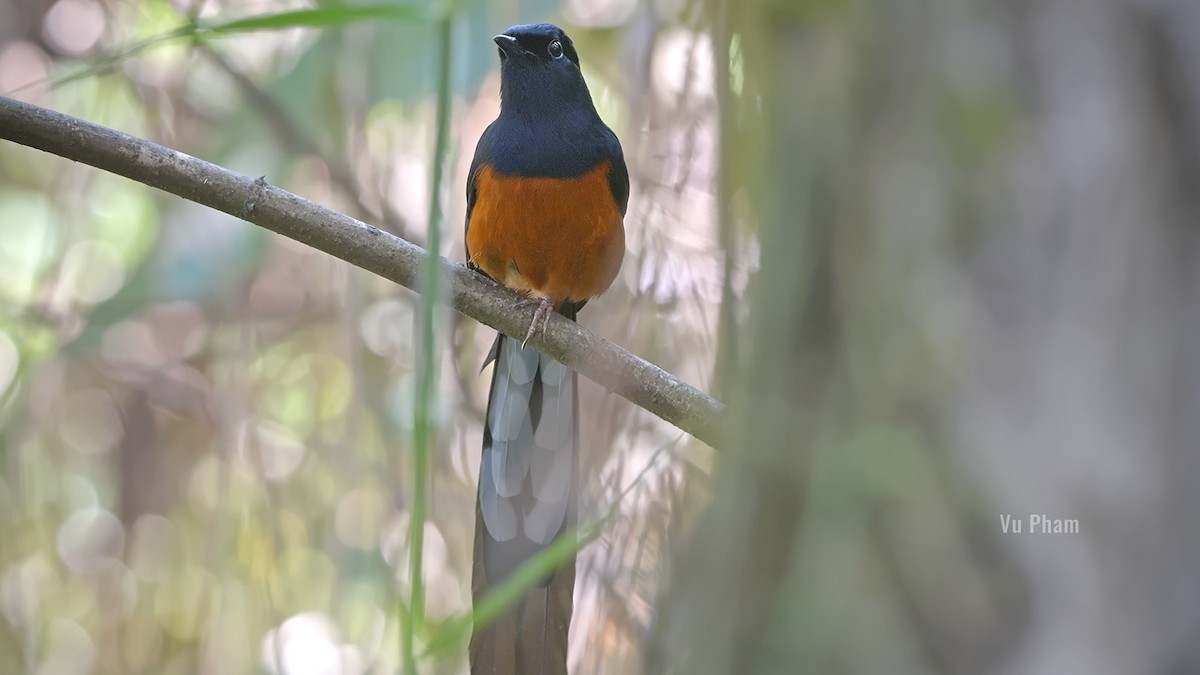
[648,0,1200,673]
[645,0,848,671]
[952,1,1200,673]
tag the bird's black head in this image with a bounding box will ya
[493,24,590,116]
[494,23,580,68]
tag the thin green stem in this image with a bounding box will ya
[403,9,454,675]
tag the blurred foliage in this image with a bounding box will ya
[0,0,716,673]
[8,0,1195,673]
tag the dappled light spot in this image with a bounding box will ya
[303,354,354,421]
[238,417,307,481]
[43,0,106,57]
[359,299,414,362]
[90,182,160,265]
[253,351,353,435]
[0,330,17,399]
[56,507,124,575]
[101,320,165,371]
[60,474,99,512]
[380,514,448,588]
[653,29,715,101]
[58,387,123,456]
[153,566,216,641]
[10,448,60,514]
[336,588,388,664]
[0,41,50,98]
[190,455,272,518]
[198,586,256,674]
[143,301,209,361]
[0,192,57,304]
[186,455,224,512]
[564,0,637,28]
[261,612,363,675]
[268,549,337,615]
[127,514,176,583]
[248,261,309,314]
[37,619,95,675]
[0,556,60,628]
[377,515,465,619]
[61,240,126,305]
[95,562,139,620]
[334,486,390,551]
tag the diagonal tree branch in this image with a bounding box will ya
[0,96,727,449]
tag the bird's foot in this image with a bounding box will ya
[520,295,555,348]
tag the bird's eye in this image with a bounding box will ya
[548,40,563,59]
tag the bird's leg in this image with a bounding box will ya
[522,295,555,348]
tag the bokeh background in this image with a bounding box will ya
[3,0,1200,674]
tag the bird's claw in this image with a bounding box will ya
[521,296,554,348]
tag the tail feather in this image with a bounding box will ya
[470,331,578,675]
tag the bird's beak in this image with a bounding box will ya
[493,34,520,60]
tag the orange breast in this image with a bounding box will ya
[466,162,625,304]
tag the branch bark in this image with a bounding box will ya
[0,95,726,448]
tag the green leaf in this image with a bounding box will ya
[423,518,604,658]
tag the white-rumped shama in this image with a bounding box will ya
[464,23,628,675]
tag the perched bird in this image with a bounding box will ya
[464,22,628,675]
